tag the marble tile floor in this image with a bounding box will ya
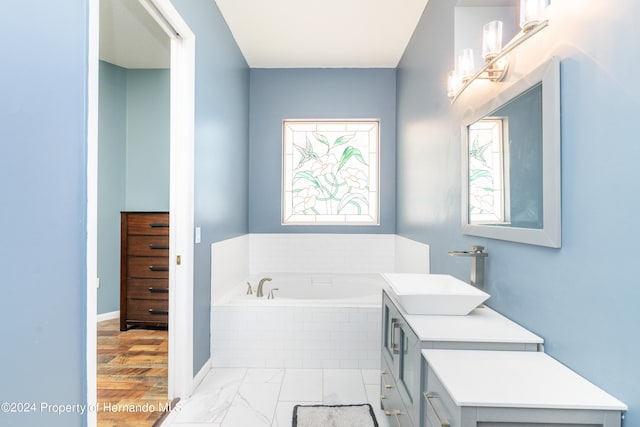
[161,368,390,427]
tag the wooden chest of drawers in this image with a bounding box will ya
[120,212,169,331]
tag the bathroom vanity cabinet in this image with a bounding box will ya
[422,350,626,427]
[120,212,169,331]
[380,290,543,427]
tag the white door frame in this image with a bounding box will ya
[86,1,195,425]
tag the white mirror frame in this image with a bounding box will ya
[461,56,561,248]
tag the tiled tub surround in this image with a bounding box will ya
[212,274,384,368]
[211,234,430,303]
[248,234,399,274]
[212,301,382,369]
[210,234,429,369]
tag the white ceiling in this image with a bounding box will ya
[100,0,170,69]
[213,0,431,68]
[100,0,431,69]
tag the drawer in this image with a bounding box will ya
[125,213,169,236]
[127,279,169,300]
[126,298,169,323]
[127,256,169,279]
[381,358,413,427]
[127,235,170,257]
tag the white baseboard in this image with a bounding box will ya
[97,310,119,322]
[192,357,212,393]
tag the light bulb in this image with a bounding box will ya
[520,0,547,32]
[447,70,462,98]
[458,48,475,81]
[482,21,503,61]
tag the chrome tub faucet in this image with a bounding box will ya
[256,277,272,297]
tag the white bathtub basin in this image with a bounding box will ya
[382,273,490,315]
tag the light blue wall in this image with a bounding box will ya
[97,62,170,315]
[249,68,397,233]
[397,0,640,425]
[98,61,127,315]
[0,2,88,426]
[125,68,170,211]
[171,0,250,374]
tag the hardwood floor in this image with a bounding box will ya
[97,319,171,427]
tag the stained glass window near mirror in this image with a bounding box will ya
[468,117,510,224]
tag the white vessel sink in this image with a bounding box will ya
[382,273,490,315]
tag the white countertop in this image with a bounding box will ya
[422,349,627,411]
[385,290,543,345]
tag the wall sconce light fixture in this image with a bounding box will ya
[448,0,549,103]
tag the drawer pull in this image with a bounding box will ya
[149,309,169,315]
[384,409,403,427]
[384,382,393,389]
[424,392,450,427]
[148,287,169,294]
[149,244,169,250]
[391,318,401,355]
[150,223,169,228]
[393,410,403,427]
[149,265,169,272]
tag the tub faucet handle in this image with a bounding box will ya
[267,288,279,300]
[246,282,253,295]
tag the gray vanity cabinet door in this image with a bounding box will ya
[381,293,415,426]
[382,300,398,365]
[398,321,421,425]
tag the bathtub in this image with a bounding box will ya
[211,273,385,369]
[216,273,383,306]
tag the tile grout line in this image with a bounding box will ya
[270,368,286,426]
[321,368,325,405]
[219,367,248,427]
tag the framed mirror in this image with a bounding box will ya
[461,56,561,247]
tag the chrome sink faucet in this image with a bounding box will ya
[256,277,272,297]
[448,245,488,289]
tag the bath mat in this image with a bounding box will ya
[292,404,378,427]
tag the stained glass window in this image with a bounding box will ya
[283,120,379,225]
[468,117,510,224]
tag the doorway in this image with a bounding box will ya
[87,0,196,425]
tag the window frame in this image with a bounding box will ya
[282,119,380,226]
